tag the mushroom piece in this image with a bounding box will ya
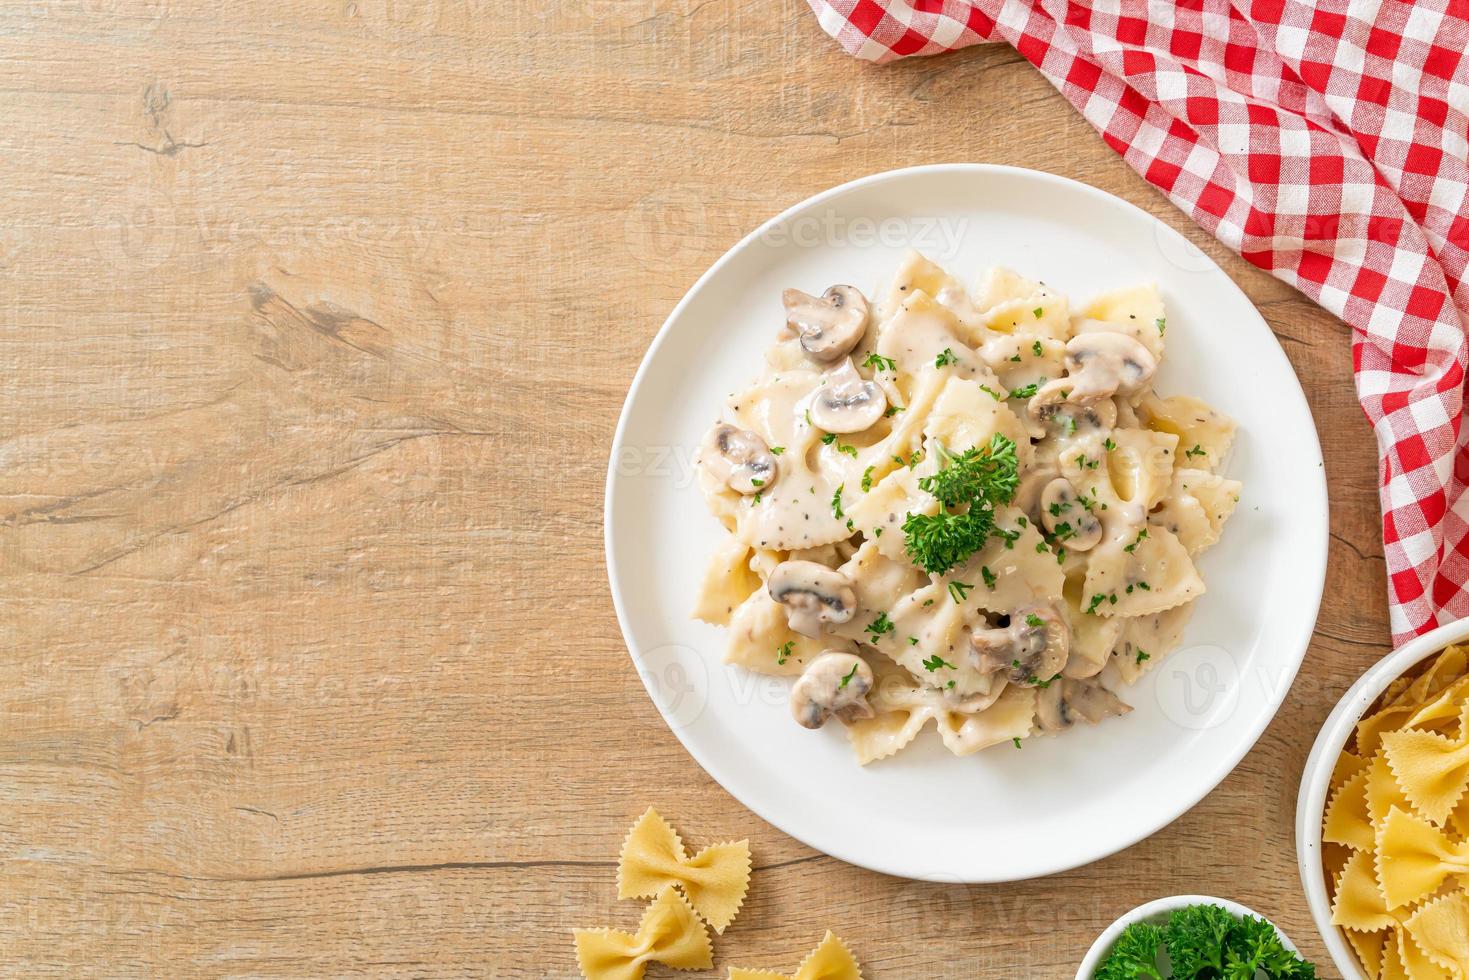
[808,358,887,433]
[782,285,869,363]
[1027,333,1156,425]
[1013,464,1060,524]
[1028,389,1119,431]
[767,560,857,637]
[1035,678,1132,732]
[1039,477,1103,551]
[967,604,1071,684]
[789,651,874,729]
[702,423,779,495]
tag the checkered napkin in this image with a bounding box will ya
[806,0,1469,645]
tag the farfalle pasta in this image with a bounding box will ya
[728,931,864,980]
[1323,644,1469,979]
[573,887,712,980]
[617,807,751,934]
[693,251,1240,762]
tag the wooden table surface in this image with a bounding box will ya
[0,2,1383,977]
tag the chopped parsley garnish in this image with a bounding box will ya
[980,566,997,589]
[948,580,974,603]
[862,352,897,372]
[901,435,1019,575]
[1185,443,1207,459]
[865,612,894,642]
[838,663,859,689]
[1123,528,1149,553]
[884,404,903,417]
[776,641,793,665]
[861,465,876,492]
[1156,317,1166,336]
[1008,381,1040,399]
[820,432,836,445]
[1136,649,1150,665]
[921,654,956,672]
[1086,593,1107,615]
[1032,306,1043,319]
[908,635,919,645]
[1103,438,1116,451]
[805,409,814,426]
[837,443,858,458]
[1035,540,1049,554]
[750,478,764,487]
[1025,613,1044,628]
[1012,737,1022,749]
[1031,340,1043,356]
[979,384,1001,400]
[830,485,845,520]
[770,445,785,455]
[1009,354,1022,363]
[934,347,958,368]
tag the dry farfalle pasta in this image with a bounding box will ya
[728,931,864,980]
[1324,643,1469,979]
[573,887,713,980]
[617,807,752,934]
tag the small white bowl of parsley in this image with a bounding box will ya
[1076,895,1316,979]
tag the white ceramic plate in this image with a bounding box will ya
[605,164,1327,882]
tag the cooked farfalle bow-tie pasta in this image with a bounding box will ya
[692,250,1240,763]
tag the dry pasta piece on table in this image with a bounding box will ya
[617,808,751,934]
[573,887,712,980]
[728,931,863,980]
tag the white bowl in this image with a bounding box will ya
[1295,616,1469,979]
[1076,895,1301,979]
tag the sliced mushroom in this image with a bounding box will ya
[1028,332,1155,424]
[1039,478,1103,551]
[702,423,778,495]
[767,560,857,637]
[1035,678,1132,732]
[809,358,887,433]
[789,651,874,729]
[1066,332,1157,394]
[782,285,869,363]
[1029,389,1119,431]
[1014,464,1060,524]
[967,604,1070,684]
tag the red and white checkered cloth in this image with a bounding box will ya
[807,0,1469,646]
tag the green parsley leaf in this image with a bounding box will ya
[860,465,876,492]
[838,663,859,689]
[776,640,793,665]
[1156,316,1166,336]
[934,347,959,368]
[948,580,974,603]
[770,445,785,455]
[864,612,894,642]
[830,485,844,520]
[1186,443,1207,459]
[820,432,836,445]
[1032,340,1043,357]
[837,442,858,458]
[921,654,956,672]
[1025,613,1044,628]
[1032,306,1043,319]
[1008,381,1040,399]
[862,352,897,372]
[980,566,998,589]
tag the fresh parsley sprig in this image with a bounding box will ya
[1095,904,1315,980]
[902,434,1020,576]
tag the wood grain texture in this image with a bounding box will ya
[0,1,1376,977]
